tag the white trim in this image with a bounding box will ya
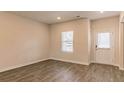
[119,67,124,70]
[0,57,122,73]
[90,60,121,70]
[50,58,120,69]
[49,57,89,65]
[0,58,49,73]
[113,63,120,67]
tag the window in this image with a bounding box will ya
[61,31,73,52]
[97,32,111,48]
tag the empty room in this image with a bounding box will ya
[0,11,124,82]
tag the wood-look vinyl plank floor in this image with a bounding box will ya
[0,59,124,82]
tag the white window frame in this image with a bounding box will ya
[61,31,73,53]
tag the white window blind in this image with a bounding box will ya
[61,31,73,52]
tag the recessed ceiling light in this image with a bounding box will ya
[100,11,104,13]
[57,17,61,20]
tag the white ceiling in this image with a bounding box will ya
[11,11,120,24]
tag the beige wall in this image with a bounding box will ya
[91,16,119,66]
[0,12,121,72]
[50,19,90,65]
[0,12,50,72]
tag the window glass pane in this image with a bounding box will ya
[62,32,73,41]
[62,31,73,52]
[97,32,111,48]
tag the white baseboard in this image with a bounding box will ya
[0,58,49,73]
[118,65,124,70]
[90,61,121,70]
[0,57,89,73]
[0,57,123,73]
[49,57,89,66]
